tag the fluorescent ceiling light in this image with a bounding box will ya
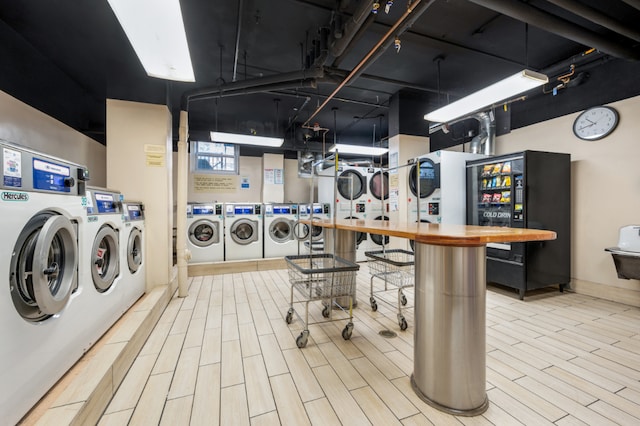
[210,131,284,147]
[329,144,389,156]
[424,69,548,123]
[107,0,195,82]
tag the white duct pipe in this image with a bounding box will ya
[177,109,190,297]
[469,111,495,156]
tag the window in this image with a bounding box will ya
[191,141,239,174]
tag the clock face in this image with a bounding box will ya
[573,106,619,141]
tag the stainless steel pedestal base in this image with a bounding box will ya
[412,242,488,415]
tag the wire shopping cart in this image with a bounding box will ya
[365,249,414,330]
[284,254,359,348]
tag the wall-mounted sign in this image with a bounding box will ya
[193,174,237,193]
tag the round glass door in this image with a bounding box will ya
[337,169,366,200]
[10,212,78,321]
[369,171,389,200]
[231,219,257,245]
[409,158,439,198]
[189,219,219,247]
[370,215,390,246]
[269,219,292,243]
[127,227,143,273]
[92,225,120,292]
[293,221,310,241]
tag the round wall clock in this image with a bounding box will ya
[572,106,619,141]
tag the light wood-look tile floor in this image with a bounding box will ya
[99,265,640,425]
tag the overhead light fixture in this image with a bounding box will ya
[424,69,548,123]
[210,131,284,147]
[329,144,388,156]
[107,0,195,82]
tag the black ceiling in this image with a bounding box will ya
[1,0,640,157]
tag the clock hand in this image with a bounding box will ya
[578,123,595,131]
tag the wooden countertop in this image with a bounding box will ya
[303,218,556,247]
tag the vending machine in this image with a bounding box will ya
[466,150,571,299]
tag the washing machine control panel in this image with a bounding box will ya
[226,204,262,217]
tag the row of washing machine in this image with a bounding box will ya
[0,140,146,424]
[186,202,334,262]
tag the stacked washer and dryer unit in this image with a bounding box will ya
[0,141,92,424]
[186,202,224,263]
[366,168,391,251]
[319,164,371,261]
[406,150,487,251]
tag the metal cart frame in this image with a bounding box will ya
[284,253,359,348]
[365,249,414,330]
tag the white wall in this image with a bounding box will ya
[0,90,106,185]
[490,96,640,306]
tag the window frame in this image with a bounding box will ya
[190,140,239,175]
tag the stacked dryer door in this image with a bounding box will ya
[0,140,95,425]
[121,201,145,310]
[187,203,224,263]
[84,187,128,326]
[367,169,391,250]
[224,203,263,260]
[264,203,299,258]
[407,150,486,250]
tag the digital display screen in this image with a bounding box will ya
[234,206,253,214]
[193,205,214,215]
[32,158,71,192]
[128,205,143,219]
[274,207,291,214]
[312,206,323,213]
[95,192,117,213]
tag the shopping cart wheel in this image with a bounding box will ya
[285,308,294,324]
[400,293,408,306]
[370,299,378,312]
[322,305,331,318]
[342,322,354,340]
[296,331,309,348]
[398,315,408,331]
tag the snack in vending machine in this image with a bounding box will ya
[491,163,502,175]
[492,193,502,203]
[482,179,488,189]
[501,162,511,174]
[502,175,511,187]
[482,165,493,177]
[482,193,492,203]
[500,191,511,203]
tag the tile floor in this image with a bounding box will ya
[98,265,640,425]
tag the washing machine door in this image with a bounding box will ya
[189,219,220,247]
[127,227,143,273]
[10,212,78,321]
[409,158,440,198]
[92,225,120,292]
[370,215,390,246]
[292,221,310,241]
[230,219,258,245]
[337,169,366,200]
[269,218,293,243]
[369,171,389,200]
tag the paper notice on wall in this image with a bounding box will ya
[3,147,22,187]
[193,174,237,193]
[389,189,399,212]
[388,155,399,212]
[274,168,283,184]
[145,153,165,167]
[264,169,274,184]
[241,176,250,189]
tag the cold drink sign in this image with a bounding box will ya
[483,211,511,219]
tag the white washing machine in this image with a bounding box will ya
[224,203,263,261]
[296,203,331,255]
[407,150,487,250]
[121,201,145,311]
[263,203,299,258]
[187,202,224,263]
[0,141,94,424]
[84,187,128,326]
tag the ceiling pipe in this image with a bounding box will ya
[466,0,640,60]
[329,0,375,59]
[304,0,427,127]
[189,80,318,102]
[545,0,640,43]
[620,0,640,11]
[348,0,437,84]
[232,0,244,81]
[331,13,376,67]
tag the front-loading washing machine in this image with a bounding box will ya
[263,203,299,258]
[84,186,128,325]
[0,140,94,424]
[407,150,487,250]
[224,203,263,261]
[187,202,224,263]
[296,203,331,255]
[367,168,391,249]
[121,201,145,311]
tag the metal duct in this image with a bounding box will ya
[188,80,317,103]
[621,0,640,11]
[469,111,495,156]
[545,0,640,42]
[466,0,640,60]
[329,0,376,59]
